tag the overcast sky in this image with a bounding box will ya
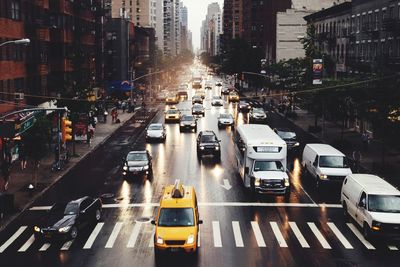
[182,0,224,51]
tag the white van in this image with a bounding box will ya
[233,124,289,196]
[341,174,400,240]
[302,144,352,188]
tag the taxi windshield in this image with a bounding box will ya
[158,208,195,227]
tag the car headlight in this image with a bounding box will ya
[320,174,328,179]
[293,142,300,147]
[372,221,381,231]
[254,178,261,187]
[58,226,71,233]
[123,165,128,171]
[215,146,220,151]
[180,123,184,126]
[143,165,149,170]
[200,146,205,150]
[187,234,195,245]
[34,226,41,232]
[284,178,290,187]
[191,123,196,126]
[156,236,164,244]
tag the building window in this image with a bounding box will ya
[389,6,394,19]
[9,0,20,20]
[374,12,379,30]
[356,16,360,32]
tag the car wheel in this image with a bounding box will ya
[70,226,78,239]
[363,222,371,240]
[95,209,101,222]
[194,127,197,132]
[315,178,320,189]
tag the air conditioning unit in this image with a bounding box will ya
[15,93,24,100]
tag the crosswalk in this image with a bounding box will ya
[0,220,399,254]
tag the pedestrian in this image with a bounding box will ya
[19,142,27,170]
[361,131,370,152]
[122,101,127,113]
[1,154,11,191]
[352,150,362,173]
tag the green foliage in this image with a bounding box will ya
[23,117,51,162]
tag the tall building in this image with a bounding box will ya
[221,0,233,54]
[131,0,157,28]
[155,0,164,52]
[163,0,181,56]
[200,2,222,56]
[109,0,135,21]
[180,4,189,51]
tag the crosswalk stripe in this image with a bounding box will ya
[388,245,398,251]
[212,221,222,247]
[270,222,288,248]
[346,223,375,250]
[105,222,123,248]
[39,243,51,251]
[127,222,142,248]
[232,221,244,247]
[289,222,310,248]
[0,226,28,253]
[307,222,331,249]
[251,221,266,247]
[327,222,353,249]
[83,223,104,249]
[60,240,74,251]
[18,235,35,252]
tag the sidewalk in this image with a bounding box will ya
[0,109,136,231]
[243,90,400,186]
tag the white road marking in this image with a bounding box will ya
[0,226,27,253]
[18,235,35,252]
[327,222,353,249]
[198,230,200,247]
[307,222,331,249]
[289,222,310,248]
[105,222,123,248]
[83,223,104,249]
[388,245,398,251]
[251,221,266,247]
[220,179,232,190]
[212,221,222,247]
[127,223,142,248]
[346,223,375,250]
[39,243,51,251]
[148,235,154,247]
[270,222,288,248]
[232,221,244,247]
[29,202,342,210]
[60,240,74,251]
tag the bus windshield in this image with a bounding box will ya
[253,161,284,172]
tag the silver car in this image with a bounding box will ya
[249,108,267,123]
[217,113,234,128]
[146,123,166,142]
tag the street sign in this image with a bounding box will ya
[312,59,323,85]
[15,115,37,136]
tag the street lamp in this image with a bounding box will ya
[0,38,30,47]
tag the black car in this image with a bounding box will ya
[33,197,102,240]
[180,114,197,132]
[196,131,221,159]
[192,103,205,116]
[274,128,300,152]
[192,95,203,104]
[122,150,153,178]
[238,101,252,112]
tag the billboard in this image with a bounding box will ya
[312,59,323,85]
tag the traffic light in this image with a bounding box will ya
[61,118,72,143]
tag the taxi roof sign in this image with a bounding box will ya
[172,180,184,198]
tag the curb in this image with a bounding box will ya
[0,112,136,232]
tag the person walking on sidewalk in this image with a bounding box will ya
[352,150,362,173]
[1,153,12,191]
[361,131,370,152]
[19,142,27,170]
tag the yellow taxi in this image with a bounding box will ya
[165,94,179,105]
[228,91,240,102]
[152,180,202,254]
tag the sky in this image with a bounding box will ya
[182,0,224,51]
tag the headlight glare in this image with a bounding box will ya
[143,165,149,170]
[34,226,41,232]
[200,146,205,150]
[123,166,128,171]
[187,234,195,244]
[58,226,71,233]
[156,236,164,244]
[254,178,261,187]
[284,178,290,187]
[320,174,328,179]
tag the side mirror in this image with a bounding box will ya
[245,167,249,174]
[151,220,156,225]
[358,201,365,208]
[198,220,203,225]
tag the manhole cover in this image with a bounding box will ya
[101,193,115,199]
[135,217,151,223]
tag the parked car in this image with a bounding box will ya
[192,95,203,104]
[217,113,234,128]
[33,197,102,240]
[196,130,221,159]
[122,150,153,178]
[211,95,224,106]
[180,115,197,132]
[238,101,252,112]
[146,123,166,142]
[341,174,400,240]
[274,128,300,152]
[249,108,267,123]
[192,103,205,117]
[302,144,352,189]
[164,109,181,123]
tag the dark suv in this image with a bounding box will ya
[122,150,153,178]
[180,115,197,132]
[196,131,221,159]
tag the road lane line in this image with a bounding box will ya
[307,222,331,249]
[251,221,266,247]
[346,223,375,250]
[388,245,398,251]
[270,222,288,248]
[0,226,28,253]
[148,235,154,247]
[212,221,222,247]
[127,223,142,248]
[105,222,123,248]
[288,222,310,248]
[327,222,353,249]
[83,222,104,249]
[60,240,74,251]
[18,234,35,252]
[39,243,51,251]
[232,221,244,247]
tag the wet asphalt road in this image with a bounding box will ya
[0,74,399,267]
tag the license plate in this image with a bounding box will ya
[170,248,180,252]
